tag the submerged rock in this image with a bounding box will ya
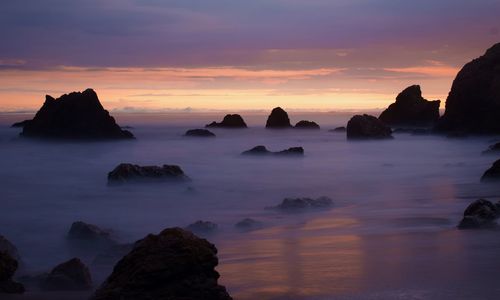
[108,163,188,184]
[295,120,320,129]
[11,120,31,128]
[0,252,25,294]
[436,43,500,134]
[185,129,216,137]
[265,107,292,128]
[242,145,304,156]
[346,114,392,139]
[273,196,333,210]
[0,235,20,262]
[379,85,440,126]
[235,218,263,231]
[458,199,500,229]
[40,258,92,291]
[330,126,346,132]
[185,221,218,235]
[481,159,500,181]
[91,228,232,300]
[21,89,134,140]
[206,114,247,128]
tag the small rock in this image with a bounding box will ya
[275,147,304,156]
[185,221,218,235]
[0,251,25,294]
[458,199,500,229]
[346,114,392,139]
[206,114,247,128]
[329,126,346,132]
[108,163,188,184]
[242,146,304,156]
[40,258,92,291]
[295,120,320,129]
[273,196,333,210]
[481,159,500,182]
[265,107,292,128]
[185,129,216,137]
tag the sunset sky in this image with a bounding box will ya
[1,0,499,112]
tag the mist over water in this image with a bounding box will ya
[2,112,500,299]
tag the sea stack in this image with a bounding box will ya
[21,89,134,139]
[346,114,392,139]
[265,107,292,128]
[436,43,500,134]
[206,114,247,128]
[379,85,440,126]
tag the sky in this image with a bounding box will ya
[0,0,499,112]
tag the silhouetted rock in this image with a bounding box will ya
[185,221,218,235]
[295,120,320,129]
[436,43,500,134]
[481,159,500,181]
[329,126,346,132]
[393,128,432,135]
[242,145,271,155]
[91,228,232,300]
[346,114,392,139]
[206,114,247,128]
[482,142,500,154]
[108,163,188,184]
[379,85,440,126]
[21,89,134,139]
[273,196,333,210]
[0,251,24,294]
[185,129,216,137]
[40,258,92,291]
[458,199,500,229]
[265,107,292,128]
[235,218,263,231]
[11,120,31,128]
[0,236,20,262]
[242,145,304,156]
[276,147,304,155]
[67,221,116,247]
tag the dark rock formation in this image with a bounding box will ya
[436,43,500,134]
[40,258,92,291]
[295,120,320,129]
[379,85,440,126]
[265,107,292,128]
[235,218,262,231]
[482,142,500,154]
[21,89,134,139]
[329,126,346,132]
[11,120,31,128]
[273,196,333,210]
[185,129,216,137]
[242,145,304,156]
[276,147,304,155]
[108,163,188,184]
[67,221,116,247]
[346,114,392,139]
[481,159,500,181]
[0,236,20,262]
[206,114,247,128]
[185,221,218,235]
[91,228,232,300]
[458,199,500,229]
[0,251,25,294]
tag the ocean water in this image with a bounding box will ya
[1,112,500,300]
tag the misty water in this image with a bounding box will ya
[2,112,500,300]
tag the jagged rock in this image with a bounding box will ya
[0,236,20,262]
[21,89,134,139]
[91,228,232,300]
[436,43,500,134]
[481,159,500,181]
[242,145,304,156]
[185,129,216,137]
[108,163,188,184]
[295,120,320,129]
[11,120,31,128]
[206,114,247,128]
[235,218,263,231]
[67,221,116,248]
[482,142,500,154]
[185,221,218,235]
[265,107,292,128]
[458,199,500,229]
[346,114,392,139]
[40,258,92,291]
[0,252,25,294]
[329,126,346,132]
[379,85,440,126]
[273,196,333,210]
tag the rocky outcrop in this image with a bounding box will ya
[436,43,500,134]
[206,114,247,128]
[481,159,500,181]
[0,236,20,262]
[21,89,134,139]
[346,114,392,139]
[295,120,320,129]
[91,228,232,300]
[242,145,304,156]
[40,258,92,291]
[0,251,24,294]
[379,85,440,126]
[185,221,218,235]
[265,107,292,128]
[185,129,216,137]
[11,120,31,128]
[458,199,500,229]
[272,196,333,210]
[108,163,188,184]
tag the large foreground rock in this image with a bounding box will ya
[242,145,304,156]
[108,163,188,184]
[0,252,24,294]
[379,85,440,126]
[206,114,247,128]
[346,114,392,139]
[436,43,500,134]
[266,107,292,128]
[481,159,500,181]
[21,89,134,139]
[458,199,500,229]
[40,258,92,291]
[91,228,232,300]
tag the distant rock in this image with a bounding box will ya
[185,221,218,235]
[458,199,500,229]
[185,129,216,137]
[329,126,346,132]
[346,114,392,139]
[436,43,500,134]
[10,120,31,128]
[67,221,116,248]
[235,218,263,231]
[91,228,232,300]
[40,258,92,291]
[276,147,304,155]
[481,159,500,182]
[265,107,292,128]
[206,114,247,128]
[242,145,304,156]
[0,251,24,294]
[0,236,20,262]
[379,85,440,126]
[272,196,333,210]
[21,89,134,139]
[482,142,500,154]
[108,163,188,184]
[295,120,320,129]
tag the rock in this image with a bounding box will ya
[393,128,431,135]
[275,147,304,155]
[346,114,392,139]
[235,218,263,231]
[295,120,320,129]
[92,244,133,266]
[242,145,304,156]
[185,221,218,235]
[11,120,31,128]
[436,43,500,134]
[481,159,500,181]
[482,142,500,154]
[242,145,271,155]
[185,129,216,137]
[379,85,440,126]
[0,251,25,294]
[91,228,232,300]
[458,199,500,229]
[40,258,92,291]
[67,221,116,247]
[21,89,134,139]
[108,163,188,184]
[265,107,292,128]
[0,235,20,262]
[273,196,333,210]
[329,126,346,132]
[206,114,247,128]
